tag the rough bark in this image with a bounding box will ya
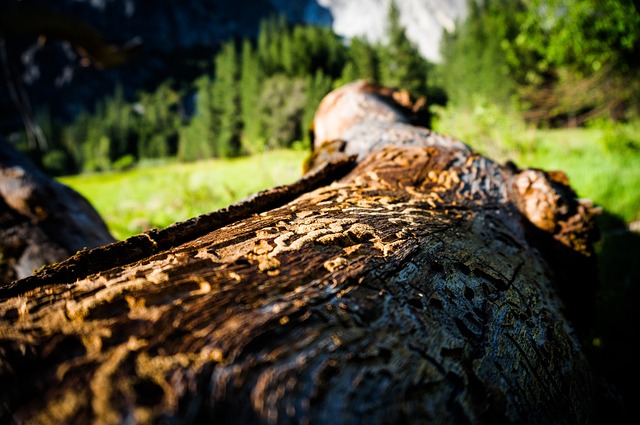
[0,140,115,284]
[0,81,615,424]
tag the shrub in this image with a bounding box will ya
[41,149,73,176]
[589,118,640,154]
[113,154,136,171]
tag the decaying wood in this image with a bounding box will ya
[0,140,115,284]
[0,81,614,424]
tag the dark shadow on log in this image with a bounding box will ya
[0,81,627,424]
[587,211,640,419]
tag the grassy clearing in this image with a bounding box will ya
[432,104,640,224]
[59,149,308,240]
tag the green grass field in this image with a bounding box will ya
[59,149,308,240]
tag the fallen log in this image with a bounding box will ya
[0,81,619,424]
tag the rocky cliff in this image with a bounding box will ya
[318,0,467,62]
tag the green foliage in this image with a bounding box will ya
[18,2,640,176]
[60,112,90,169]
[33,79,181,172]
[588,118,640,154]
[439,0,519,106]
[507,0,639,123]
[24,10,435,172]
[134,81,181,159]
[432,98,537,162]
[378,2,430,97]
[179,20,349,157]
[178,76,215,162]
[257,15,347,79]
[60,85,139,172]
[258,75,307,149]
[513,0,640,76]
[41,149,73,176]
[239,40,265,154]
[340,37,380,83]
[211,42,242,157]
[441,0,640,123]
[112,154,136,171]
[257,14,289,75]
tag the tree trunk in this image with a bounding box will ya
[0,140,115,284]
[0,81,618,424]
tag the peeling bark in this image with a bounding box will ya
[0,81,615,424]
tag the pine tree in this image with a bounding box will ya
[107,85,133,161]
[341,37,380,83]
[439,0,518,107]
[302,70,333,145]
[258,74,306,149]
[82,101,112,172]
[240,40,265,154]
[136,82,180,159]
[63,112,90,169]
[178,75,215,162]
[378,1,428,96]
[258,14,288,75]
[211,41,241,157]
[281,30,294,75]
[321,26,347,78]
[289,26,312,76]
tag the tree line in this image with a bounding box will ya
[14,0,640,175]
[21,4,429,175]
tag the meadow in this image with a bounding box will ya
[59,149,308,241]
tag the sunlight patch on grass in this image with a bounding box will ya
[59,150,308,240]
